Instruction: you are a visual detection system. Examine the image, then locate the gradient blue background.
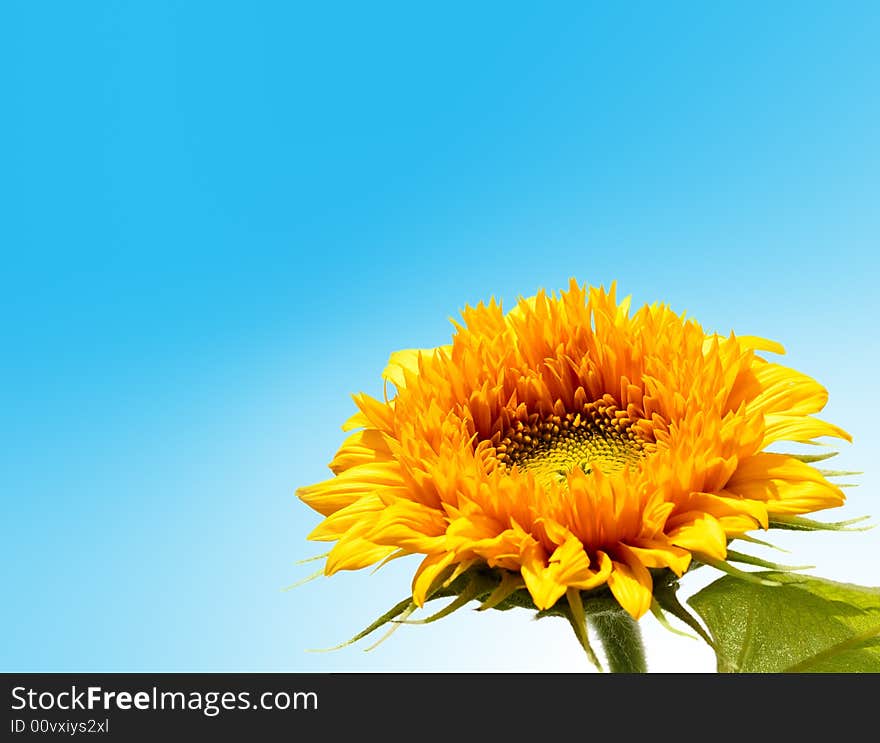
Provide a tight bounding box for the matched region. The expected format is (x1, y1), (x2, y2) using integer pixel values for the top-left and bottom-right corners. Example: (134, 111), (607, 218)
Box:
(2, 1), (878, 672)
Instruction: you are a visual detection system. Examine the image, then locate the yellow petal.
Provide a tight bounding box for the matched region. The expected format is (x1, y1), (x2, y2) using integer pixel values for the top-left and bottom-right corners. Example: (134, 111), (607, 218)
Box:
(762, 414), (851, 447)
(626, 540), (692, 576)
(297, 462), (403, 517)
(411, 552), (457, 606)
(716, 513), (767, 535)
(735, 334), (786, 355)
(520, 540), (568, 610)
(382, 349), (424, 390)
(352, 392), (395, 432)
(329, 429), (396, 474)
(685, 490), (769, 530)
(750, 363), (828, 417)
(366, 499), (448, 551)
(606, 547), (653, 619)
(702, 334), (785, 356)
(727, 453), (845, 514)
(341, 410), (370, 432)
(308, 494), (384, 541)
(325, 536), (397, 574)
(382, 346), (452, 391)
(569, 549), (613, 590)
(667, 511), (728, 560)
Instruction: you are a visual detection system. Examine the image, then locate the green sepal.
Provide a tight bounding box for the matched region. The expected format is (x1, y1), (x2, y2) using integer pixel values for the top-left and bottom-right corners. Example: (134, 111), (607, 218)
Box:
(725, 549), (813, 572)
(477, 571), (525, 611)
(281, 567), (325, 591)
(292, 551), (330, 566)
(652, 574), (715, 649)
(362, 604), (415, 652)
(488, 587), (540, 611)
(785, 451), (838, 463)
(731, 533), (790, 553)
(650, 600), (700, 642)
(769, 514), (873, 532)
(369, 548), (408, 574)
(395, 573), (495, 625)
(695, 554), (782, 586)
(306, 566), (468, 652)
(307, 596), (415, 653)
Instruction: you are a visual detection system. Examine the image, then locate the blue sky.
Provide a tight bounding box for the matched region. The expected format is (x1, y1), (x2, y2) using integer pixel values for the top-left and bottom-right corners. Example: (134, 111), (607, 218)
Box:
(2, 1), (878, 672)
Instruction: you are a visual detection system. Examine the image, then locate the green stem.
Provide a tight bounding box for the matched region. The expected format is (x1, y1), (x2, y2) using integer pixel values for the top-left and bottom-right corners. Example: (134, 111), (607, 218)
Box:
(590, 610), (647, 673)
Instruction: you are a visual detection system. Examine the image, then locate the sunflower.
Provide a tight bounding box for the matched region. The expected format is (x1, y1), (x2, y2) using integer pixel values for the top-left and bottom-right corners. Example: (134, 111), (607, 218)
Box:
(297, 280), (850, 642)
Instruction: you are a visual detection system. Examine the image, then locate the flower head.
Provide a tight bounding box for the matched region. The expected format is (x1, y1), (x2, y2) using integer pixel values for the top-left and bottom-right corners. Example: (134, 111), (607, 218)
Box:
(298, 280), (849, 621)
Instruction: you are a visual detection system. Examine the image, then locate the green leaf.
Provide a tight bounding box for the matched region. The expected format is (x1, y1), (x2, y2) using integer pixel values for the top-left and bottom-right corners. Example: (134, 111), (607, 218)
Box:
(688, 572), (880, 672)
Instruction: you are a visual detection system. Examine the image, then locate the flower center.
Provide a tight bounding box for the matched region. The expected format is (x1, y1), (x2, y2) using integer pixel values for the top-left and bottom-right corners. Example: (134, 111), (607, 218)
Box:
(494, 399), (649, 488)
